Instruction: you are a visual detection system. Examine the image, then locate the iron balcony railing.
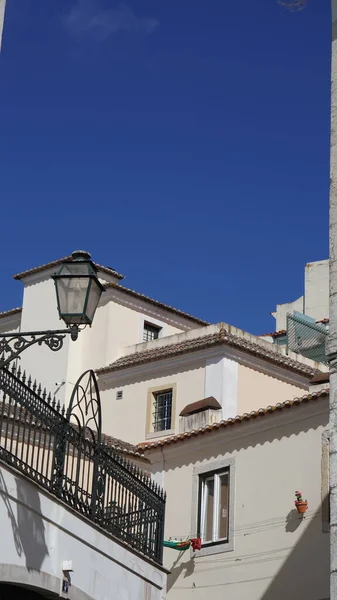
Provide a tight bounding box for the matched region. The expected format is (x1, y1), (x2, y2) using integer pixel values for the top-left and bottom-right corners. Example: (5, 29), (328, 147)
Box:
(0, 365), (165, 564)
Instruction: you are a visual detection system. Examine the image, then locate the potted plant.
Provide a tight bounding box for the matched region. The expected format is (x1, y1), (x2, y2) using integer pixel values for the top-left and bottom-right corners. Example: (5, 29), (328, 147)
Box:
(294, 490), (308, 514)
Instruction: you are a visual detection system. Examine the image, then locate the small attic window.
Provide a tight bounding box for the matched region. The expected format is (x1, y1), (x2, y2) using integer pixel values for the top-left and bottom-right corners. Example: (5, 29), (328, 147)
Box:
(143, 322), (161, 342)
(116, 390), (123, 400)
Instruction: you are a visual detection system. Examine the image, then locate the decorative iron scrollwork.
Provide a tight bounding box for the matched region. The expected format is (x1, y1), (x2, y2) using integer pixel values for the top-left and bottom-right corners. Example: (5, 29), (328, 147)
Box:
(66, 370), (102, 445)
(0, 330), (68, 369)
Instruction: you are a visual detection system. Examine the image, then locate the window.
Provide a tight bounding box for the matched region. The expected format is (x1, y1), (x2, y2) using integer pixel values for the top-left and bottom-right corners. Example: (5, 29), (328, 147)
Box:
(116, 390), (123, 400)
(199, 469), (229, 545)
(146, 383), (176, 438)
(143, 322), (161, 342)
(153, 389), (172, 432)
(192, 458), (234, 557)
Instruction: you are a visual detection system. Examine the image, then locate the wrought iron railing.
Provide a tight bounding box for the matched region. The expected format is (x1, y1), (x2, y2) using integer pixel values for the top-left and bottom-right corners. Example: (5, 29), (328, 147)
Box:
(0, 365), (165, 564)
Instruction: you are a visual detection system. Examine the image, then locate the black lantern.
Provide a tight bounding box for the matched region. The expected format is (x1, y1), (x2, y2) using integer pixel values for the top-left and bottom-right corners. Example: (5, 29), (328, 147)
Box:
(52, 250), (105, 328)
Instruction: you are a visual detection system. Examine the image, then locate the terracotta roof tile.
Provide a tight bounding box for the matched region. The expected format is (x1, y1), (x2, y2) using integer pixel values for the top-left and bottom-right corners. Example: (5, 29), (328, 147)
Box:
(311, 371), (329, 384)
(260, 330), (287, 338)
(0, 307), (22, 319)
(96, 329), (323, 377)
(13, 255), (124, 281)
(104, 282), (209, 326)
(138, 388), (329, 451)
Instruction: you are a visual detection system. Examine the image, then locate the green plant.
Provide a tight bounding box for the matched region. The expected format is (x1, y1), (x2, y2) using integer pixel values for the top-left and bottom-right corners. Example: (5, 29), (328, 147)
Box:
(294, 490), (307, 504)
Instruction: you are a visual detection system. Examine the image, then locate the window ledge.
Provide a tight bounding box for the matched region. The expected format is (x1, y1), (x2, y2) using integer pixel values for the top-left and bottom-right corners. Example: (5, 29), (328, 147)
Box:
(191, 538), (234, 558)
(145, 429), (176, 441)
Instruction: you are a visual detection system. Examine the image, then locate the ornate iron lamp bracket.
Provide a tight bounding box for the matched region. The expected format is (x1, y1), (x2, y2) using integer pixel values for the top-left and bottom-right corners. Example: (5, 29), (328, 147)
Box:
(0, 326), (79, 369)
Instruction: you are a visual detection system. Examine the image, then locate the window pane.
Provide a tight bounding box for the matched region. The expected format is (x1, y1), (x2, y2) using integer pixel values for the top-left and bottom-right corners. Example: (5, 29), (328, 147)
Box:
(219, 473), (229, 539)
(153, 390), (172, 431)
(204, 478), (214, 542)
(143, 323), (161, 342)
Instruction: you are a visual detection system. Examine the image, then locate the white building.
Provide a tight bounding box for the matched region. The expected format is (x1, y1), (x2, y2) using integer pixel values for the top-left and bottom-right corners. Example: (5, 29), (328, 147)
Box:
(271, 259), (329, 332)
(0, 252), (327, 447)
(140, 384), (330, 600)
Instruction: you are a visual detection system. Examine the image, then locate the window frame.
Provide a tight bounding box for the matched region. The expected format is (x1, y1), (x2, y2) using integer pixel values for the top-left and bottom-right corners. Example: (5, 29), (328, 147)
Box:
(198, 468), (230, 546)
(145, 383), (177, 439)
(192, 458), (235, 557)
(143, 321), (162, 343)
(152, 388), (173, 433)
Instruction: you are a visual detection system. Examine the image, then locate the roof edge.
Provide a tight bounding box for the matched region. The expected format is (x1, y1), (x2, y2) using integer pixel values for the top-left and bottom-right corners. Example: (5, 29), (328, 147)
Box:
(0, 307), (22, 319)
(96, 328), (324, 377)
(138, 388), (329, 451)
(13, 256), (124, 281)
(104, 282), (209, 326)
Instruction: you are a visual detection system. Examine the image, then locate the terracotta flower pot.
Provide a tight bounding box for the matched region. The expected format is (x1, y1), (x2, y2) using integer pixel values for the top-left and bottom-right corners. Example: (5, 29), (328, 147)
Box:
(295, 501), (308, 514)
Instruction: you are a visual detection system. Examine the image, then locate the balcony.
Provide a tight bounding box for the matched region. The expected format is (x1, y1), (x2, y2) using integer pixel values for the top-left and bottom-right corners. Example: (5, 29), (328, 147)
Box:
(0, 366), (165, 565)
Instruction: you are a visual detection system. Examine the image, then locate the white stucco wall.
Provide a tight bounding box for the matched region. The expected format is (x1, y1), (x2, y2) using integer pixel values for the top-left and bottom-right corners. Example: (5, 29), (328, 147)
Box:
(304, 260), (329, 322)
(237, 363), (307, 414)
(146, 397), (329, 600)
(19, 276), (70, 403)
(271, 296), (304, 332)
(0, 464), (166, 600)
(204, 356), (238, 419)
(100, 363), (206, 444)
(13, 272), (190, 407)
(271, 259), (329, 331)
(99, 343), (312, 446)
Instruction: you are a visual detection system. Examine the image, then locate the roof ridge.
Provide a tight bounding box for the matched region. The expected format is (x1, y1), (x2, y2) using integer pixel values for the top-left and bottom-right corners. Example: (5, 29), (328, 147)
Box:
(13, 255), (124, 281)
(96, 328), (324, 377)
(104, 282), (209, 326)
(138, 388), (329, 451)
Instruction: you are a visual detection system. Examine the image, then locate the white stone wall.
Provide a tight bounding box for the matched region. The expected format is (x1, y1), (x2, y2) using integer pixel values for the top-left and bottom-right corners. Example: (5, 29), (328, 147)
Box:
(12, 269), (193, 406)
(272, 260), (329, 331)
(146, 398), (329, 600)
(304, 260), (329, 322)
(0, 464), (166, 600)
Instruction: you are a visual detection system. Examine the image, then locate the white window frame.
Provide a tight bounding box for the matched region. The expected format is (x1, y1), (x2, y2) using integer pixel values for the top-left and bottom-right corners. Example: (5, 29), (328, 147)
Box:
(200, 470), (229, 544)
(191, 458), (235, 557)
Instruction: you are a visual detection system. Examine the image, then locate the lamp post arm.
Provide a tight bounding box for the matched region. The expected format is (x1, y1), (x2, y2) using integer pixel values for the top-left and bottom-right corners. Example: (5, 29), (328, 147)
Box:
(0, 326), (79, 369)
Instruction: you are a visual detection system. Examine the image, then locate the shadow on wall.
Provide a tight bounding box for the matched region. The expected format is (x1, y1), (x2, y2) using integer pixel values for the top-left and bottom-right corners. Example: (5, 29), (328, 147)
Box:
(166, 503), (329, 598)
(261, 500), (329, 600)
(15, 476), (48, 571)
(0, 468), (49, 571)
(167, 552), (195, 593)
(0, 469), (23, 557)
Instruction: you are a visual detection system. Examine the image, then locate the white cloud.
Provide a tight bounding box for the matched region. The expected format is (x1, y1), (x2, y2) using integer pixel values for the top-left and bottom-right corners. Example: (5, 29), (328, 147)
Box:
(64, 0), (159, 40)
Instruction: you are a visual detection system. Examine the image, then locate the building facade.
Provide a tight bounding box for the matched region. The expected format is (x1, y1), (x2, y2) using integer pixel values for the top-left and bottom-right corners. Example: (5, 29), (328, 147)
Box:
(271, 259), (329, 332)
(0, 253), (327, 447)
(140, 387), (330, 600)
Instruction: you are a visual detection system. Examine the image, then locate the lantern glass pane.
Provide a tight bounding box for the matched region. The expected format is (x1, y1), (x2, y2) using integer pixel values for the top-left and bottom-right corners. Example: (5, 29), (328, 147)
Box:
(85, 279), (103, 323)
(55, 277), (89, 324)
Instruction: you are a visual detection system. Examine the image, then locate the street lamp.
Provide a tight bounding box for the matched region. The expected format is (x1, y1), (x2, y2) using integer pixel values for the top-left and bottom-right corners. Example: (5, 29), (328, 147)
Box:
(0, 250), (104, 368)
(53, 250), (105, 334)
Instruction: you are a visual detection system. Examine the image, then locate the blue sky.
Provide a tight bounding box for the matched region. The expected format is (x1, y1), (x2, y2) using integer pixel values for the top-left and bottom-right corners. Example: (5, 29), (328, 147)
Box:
(0, 0), (331, 334)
